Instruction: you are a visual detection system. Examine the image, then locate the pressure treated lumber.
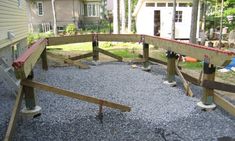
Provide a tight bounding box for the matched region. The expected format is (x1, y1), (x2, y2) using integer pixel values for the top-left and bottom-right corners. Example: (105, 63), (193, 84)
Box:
(175, 61), (194, 97)
(47, 34), (92, 46)
(202, 80), (235, 93)
(4, 87), (23, 141)
(144, 35), (234, 66)
(96, 48), (123, 61)
(21, 80), (131, 112)
(12, 38), (47, 79)
(214, 92), (235, 117)
(64, 59), (90, 69)
(41, 49), (48, 70)
(98, 34), (140, 42)
(69, 52), (93, 60)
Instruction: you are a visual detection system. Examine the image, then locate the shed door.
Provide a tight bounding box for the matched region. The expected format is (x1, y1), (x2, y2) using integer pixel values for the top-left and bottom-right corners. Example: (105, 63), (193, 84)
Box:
(154, 10), (160, 36)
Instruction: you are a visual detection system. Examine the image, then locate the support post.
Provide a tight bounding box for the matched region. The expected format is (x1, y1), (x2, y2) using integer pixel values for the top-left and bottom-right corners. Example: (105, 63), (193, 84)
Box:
(92, 40), (99, 61)
(142, 43), (151, 71)
(41, 48), (48, 70)
(21, 71), (41, 118)
(164, 51), (177, 86)
(201, 63), (216, 105)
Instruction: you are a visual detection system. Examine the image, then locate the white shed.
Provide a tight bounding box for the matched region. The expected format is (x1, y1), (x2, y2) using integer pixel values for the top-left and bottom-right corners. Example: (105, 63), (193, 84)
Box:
(133, 0), (200, 39)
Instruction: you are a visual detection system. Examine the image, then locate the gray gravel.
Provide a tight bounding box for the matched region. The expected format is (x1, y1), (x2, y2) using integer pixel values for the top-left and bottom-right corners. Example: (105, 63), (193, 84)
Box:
(1, 62), (235, 141)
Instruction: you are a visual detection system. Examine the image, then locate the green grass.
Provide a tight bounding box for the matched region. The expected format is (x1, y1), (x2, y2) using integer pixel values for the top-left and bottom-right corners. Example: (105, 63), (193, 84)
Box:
(180, 62), (203, 70)
(110, 50), (138, 58)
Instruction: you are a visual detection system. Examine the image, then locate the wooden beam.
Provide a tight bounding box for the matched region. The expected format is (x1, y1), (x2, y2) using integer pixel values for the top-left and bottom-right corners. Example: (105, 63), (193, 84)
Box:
(64, 59), (90, 69)
(202, 80), (235, 93)
(144, 35), (234, 66)
(214, 92), (235, 117)
(21, 80), (131, 112)
(47, 35), (92, 46)
(69, 52), (93, 61)
(96, 48), (123, 61)
(4, 87), (24, 141)
(138, 54), (167, 66)
(12, 39), (47, 79)
(175, 61), (194, 97)
(98, 34), (140, 42)
(181, 71), (200, 86)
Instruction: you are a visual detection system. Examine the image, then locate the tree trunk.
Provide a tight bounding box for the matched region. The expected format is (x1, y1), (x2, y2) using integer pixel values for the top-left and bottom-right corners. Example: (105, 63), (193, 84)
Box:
(190, 0), (199, 43)
(121, 0), (126, 33)
(128, 0), (131, 33)
(113, 0), (120, 34)
(219, 0), (224, 48)
(52, 0), (57, 36)
(171, 0), (176, 39)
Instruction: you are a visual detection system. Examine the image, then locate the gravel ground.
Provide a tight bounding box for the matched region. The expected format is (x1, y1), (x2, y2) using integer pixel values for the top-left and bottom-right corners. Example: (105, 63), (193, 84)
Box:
(1, 62), (235, 141)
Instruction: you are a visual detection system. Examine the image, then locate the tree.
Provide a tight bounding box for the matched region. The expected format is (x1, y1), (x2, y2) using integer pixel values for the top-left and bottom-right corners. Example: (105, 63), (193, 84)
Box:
(128, 0), (132, 33)
(51, 0), (57, 36)
(171, 0), (176, 39)
(190, 0), (200, 43)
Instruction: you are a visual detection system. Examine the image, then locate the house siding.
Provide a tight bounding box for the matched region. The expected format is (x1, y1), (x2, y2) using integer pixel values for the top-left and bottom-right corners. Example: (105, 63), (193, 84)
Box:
(0, 0), (28, 65)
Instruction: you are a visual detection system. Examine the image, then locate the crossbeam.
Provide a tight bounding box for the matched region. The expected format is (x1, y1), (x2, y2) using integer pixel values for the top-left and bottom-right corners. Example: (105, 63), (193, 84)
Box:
(69, 52), (93, 60)
(21, 80), (131, 112)
(202, 80), (235, 93)
(96, 48), (123, 61)
(12, 38), (47, 79)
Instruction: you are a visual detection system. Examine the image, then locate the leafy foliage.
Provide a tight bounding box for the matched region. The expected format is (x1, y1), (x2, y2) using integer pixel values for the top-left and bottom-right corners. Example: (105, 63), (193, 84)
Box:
(65, 24), (77, 35)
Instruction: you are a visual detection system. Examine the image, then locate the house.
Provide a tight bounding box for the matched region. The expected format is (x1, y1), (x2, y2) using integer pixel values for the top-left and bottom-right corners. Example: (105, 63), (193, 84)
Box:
(26, 0), (107, 32)
(0, 0), (28, 66)
(133, 0), (200, 39)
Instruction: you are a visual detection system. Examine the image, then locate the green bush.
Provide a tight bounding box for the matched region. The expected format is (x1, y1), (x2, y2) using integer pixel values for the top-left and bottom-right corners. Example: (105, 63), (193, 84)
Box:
(65, 24), (77, 35)
(27, 31), (54, 45)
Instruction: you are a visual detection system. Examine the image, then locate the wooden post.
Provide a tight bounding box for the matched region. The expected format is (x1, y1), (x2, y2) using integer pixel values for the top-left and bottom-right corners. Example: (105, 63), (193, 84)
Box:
(201, 63), (216, 105)
(41, 48), (48, 70)
(143, 43), (149, 69)
(166, 51), (177, 83)
(92, 40), (99, 61)
(23, 71), (36, 110)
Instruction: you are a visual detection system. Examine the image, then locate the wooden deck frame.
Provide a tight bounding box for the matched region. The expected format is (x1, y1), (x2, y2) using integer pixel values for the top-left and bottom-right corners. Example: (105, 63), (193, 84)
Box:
(96, 48), (123, 61)
(47, 34), (235, 67)
(21, 80), (131, 112)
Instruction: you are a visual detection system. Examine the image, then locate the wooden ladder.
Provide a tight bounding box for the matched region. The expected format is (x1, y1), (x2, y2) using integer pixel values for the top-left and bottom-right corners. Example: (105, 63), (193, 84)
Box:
(0, 57), (20, 96)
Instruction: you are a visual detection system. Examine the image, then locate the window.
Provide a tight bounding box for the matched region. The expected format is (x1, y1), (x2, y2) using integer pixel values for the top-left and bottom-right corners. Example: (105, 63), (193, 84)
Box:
(179, 3), (188, 7)
(168, 3), (173, 7)
(157, 3), (166, 7)
(145, 3), (155, 7)
(175, 11), (183, 22)
(84, 3), (99, 17)
(37, 2), (43, 16)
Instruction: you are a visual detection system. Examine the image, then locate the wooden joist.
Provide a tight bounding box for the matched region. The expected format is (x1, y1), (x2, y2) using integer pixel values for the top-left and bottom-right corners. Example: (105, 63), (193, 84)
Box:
(98, 34), (140, 42)
(202, 80), (235, 93)
(64, 59), (90, 69)
(144, 35), (234, 66)
(4, 87), (24, 141)
(21, 80), (131, 112)
(47, 34), (92, 46)
(96, 48), (123, 61)
(138, 54), (167, 65)
(12, 38), (47, 79)
(214, 92), (235, 117)
(69, 52), (93, 60)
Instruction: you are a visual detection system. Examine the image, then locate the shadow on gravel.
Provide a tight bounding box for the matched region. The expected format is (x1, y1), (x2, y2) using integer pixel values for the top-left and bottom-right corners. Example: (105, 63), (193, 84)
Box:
(13, 111), (184, 141)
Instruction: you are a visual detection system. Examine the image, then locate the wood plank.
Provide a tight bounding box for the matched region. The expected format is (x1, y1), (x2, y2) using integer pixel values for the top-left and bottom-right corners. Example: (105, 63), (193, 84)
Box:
(4, 87), (24, 141)
(12, 39), (47, 79)
(181, 71), (200, 86)
(47, 35), (92, 46)
(144, 35), (234, 67)
(69, 52), (93, 60)
(175, 61), (194, 97)
(21, 80), (131, 112)
(138, 54), (167, 65)
(98, 34), (140, 42)
(64, 59), (90, 69)
(202, 80), (235, 93)
(96, 48), (123, 61)
(214, 92), (235, 117)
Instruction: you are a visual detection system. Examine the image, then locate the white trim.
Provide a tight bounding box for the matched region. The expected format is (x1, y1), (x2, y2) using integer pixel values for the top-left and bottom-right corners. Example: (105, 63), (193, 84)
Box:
(84, 3), (100, 17)
(37, 1), (44, 16)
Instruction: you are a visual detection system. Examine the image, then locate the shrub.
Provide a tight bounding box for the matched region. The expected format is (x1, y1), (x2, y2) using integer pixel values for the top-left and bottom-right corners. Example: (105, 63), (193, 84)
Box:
(27, 31), (54, 45)
(65, 24), (77, 35)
